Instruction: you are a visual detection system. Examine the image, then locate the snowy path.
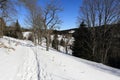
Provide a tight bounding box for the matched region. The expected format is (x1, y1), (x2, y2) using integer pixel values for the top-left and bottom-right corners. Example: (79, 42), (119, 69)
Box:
(0, 37), (29, 80)
(0, 37), (39, 80)
(15, 47), (39, 80)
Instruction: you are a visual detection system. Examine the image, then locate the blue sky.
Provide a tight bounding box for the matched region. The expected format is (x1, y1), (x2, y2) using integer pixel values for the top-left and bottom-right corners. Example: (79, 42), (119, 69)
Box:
(59, 0), (82, 30)
(18, 0), (82, 30)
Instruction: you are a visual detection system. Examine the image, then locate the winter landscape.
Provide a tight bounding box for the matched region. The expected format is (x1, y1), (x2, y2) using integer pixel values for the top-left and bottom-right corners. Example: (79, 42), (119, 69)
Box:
(0, 0), (120, 80)
(0, 36), (120, 80)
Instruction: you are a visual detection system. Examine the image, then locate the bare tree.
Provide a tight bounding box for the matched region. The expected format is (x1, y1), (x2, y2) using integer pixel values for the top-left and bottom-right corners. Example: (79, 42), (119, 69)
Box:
(79, 0), (120, 63)
(20, 0), (62, 50)
(79, 0), (97, 60)
(80, 0), (120, 26)
(62, 34), (72, 54)
(98, 0), (120, 63)
(0, 0), (17, 37)
(42, 0), (62, 51)
(20, 0), (44, 45)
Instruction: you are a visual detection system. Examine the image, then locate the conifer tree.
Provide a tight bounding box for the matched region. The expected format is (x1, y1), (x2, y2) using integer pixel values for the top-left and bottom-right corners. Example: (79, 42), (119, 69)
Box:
(15, 20), (23, 39)
(52, 34), (59, 50)
(72, 22), (92, 60)
(60, 38), (65, 47)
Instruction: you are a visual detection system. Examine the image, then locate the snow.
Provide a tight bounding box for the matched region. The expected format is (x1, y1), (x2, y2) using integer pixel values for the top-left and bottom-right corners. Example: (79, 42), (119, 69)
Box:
(22, 32), (32, 39)
(69, 30), (75, 33)
(36, 47), (120, 80)
(0, 36), (120, 80)
(0, 39), (26, 80)
(51, 34), (74, 54)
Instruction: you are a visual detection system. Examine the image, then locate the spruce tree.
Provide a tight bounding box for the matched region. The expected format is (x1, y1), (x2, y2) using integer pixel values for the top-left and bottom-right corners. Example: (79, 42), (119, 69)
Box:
(60, 38), (65, 47)
(52, 34), (59, 50)
(15, 20), (21, 32)
(15, 20), (23, 39)
(72, 22), (92, 60)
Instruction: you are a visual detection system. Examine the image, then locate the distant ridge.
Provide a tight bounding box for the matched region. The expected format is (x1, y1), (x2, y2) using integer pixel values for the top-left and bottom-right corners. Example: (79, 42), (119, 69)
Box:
(53, 28), (78, 35)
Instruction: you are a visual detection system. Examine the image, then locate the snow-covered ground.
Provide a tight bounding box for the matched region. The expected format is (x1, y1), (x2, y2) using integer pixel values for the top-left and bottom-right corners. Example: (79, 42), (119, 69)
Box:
(0, 36), (120, 80)
(22, 32), (32, 40)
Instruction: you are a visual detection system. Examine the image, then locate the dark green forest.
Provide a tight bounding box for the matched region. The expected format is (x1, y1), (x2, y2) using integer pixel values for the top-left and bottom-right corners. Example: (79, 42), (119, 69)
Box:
(72, 22), (120, 69)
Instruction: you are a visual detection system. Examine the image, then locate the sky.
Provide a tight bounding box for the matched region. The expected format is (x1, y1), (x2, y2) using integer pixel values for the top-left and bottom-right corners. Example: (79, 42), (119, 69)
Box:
(58, 0), (82, 30)
(18, 0), (82, 30)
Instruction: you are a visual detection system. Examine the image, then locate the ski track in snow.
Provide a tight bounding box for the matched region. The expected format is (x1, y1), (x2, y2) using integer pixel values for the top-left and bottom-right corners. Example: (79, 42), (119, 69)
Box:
(3, 36), (50, 80)
(2, 37), (39, 80)
(15, 47), (39, 80)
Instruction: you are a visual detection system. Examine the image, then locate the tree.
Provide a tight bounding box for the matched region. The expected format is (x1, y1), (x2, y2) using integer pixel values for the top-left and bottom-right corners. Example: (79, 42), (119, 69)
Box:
(79, 0), (99, 60)
(42, 0), (62, 51)
(15, 20), (21, 31)
(60, 38), (65, 47)
(19, 0), (62, 50)
(0, 0), (12, 37)
(28, 33), (34, 42)
(19, 0), (44, 45)
(72, 22), (92, 60)
(15, 20), (23, 39)
(0, 0), (17, 38)
(0, 17), (5, 37)
(79, 0), (120, 27)
(79, 0), (120, 63)
(52, 34), (59, 50)
(62, 33), (72, 54)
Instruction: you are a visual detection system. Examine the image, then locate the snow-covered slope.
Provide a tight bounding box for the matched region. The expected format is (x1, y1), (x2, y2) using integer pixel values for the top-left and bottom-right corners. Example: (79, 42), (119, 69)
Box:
(0, 36), (120, 80)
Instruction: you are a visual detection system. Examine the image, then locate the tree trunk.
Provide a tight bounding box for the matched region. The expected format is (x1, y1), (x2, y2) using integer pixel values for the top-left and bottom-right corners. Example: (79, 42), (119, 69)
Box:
(92, 45), (96, 60)
(103, 50), (108, 64)
(34, 32), (37, 45)
(46, 35), (50, 51)
(39, 37), (42, 45)
(65, 46), (68, 54)
(38, 35), (39, 45)
(92, 46), (95, 55)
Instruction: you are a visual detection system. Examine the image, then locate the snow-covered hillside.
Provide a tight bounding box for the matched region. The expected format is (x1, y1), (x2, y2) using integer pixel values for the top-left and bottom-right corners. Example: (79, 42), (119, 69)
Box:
(0, 36), (120, 80)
